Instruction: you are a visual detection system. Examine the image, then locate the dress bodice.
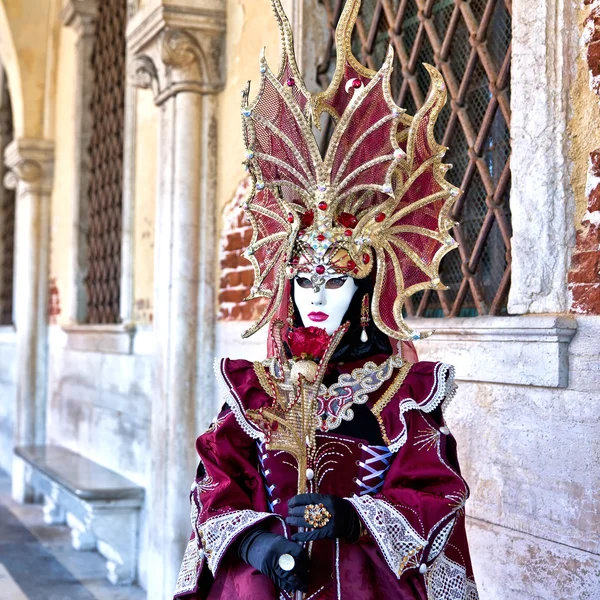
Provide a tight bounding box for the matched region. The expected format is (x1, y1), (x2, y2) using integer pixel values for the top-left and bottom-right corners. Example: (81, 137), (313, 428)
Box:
(258, 430), (393, 517)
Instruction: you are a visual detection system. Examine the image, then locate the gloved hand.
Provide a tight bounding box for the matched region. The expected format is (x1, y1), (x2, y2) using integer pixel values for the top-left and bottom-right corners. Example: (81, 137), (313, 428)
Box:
(286, 493), (361, 542)
(238, 527), (309, 593)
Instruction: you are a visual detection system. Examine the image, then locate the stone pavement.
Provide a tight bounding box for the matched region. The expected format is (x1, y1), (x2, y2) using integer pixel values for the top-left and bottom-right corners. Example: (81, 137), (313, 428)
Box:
(0, 470), (146, 600)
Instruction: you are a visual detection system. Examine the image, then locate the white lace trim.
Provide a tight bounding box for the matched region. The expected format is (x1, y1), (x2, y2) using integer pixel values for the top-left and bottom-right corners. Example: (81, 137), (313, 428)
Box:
(346, 494), (427, 578)
(214, 358), (265, 442)
(425, 552), (479, 600)
(428, 518), (455, 563)
(175, 537), (205, 596)
(322, 355), (404, 431)
(388, 363), (456, 453)
(200, 509), (281, 575)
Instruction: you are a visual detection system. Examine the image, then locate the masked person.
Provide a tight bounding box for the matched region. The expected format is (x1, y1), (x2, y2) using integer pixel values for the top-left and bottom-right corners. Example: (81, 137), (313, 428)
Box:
(174, 1), (479, 598)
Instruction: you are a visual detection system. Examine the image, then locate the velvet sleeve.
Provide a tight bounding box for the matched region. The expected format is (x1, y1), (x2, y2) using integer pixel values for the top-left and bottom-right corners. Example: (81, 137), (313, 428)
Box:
(195, 409), (285, 574)
(346, 362), (468, 579)
(174, 409), (285, 599)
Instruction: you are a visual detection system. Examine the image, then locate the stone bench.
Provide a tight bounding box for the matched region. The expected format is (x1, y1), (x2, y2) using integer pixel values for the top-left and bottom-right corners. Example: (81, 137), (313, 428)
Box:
(13, 445), (144, 585)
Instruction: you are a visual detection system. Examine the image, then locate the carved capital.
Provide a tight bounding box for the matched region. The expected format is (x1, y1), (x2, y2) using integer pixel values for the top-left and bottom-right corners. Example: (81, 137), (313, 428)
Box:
(4, 139), (54, 195)
(127, 2), (226, 104)
(61, 0), (98, 39)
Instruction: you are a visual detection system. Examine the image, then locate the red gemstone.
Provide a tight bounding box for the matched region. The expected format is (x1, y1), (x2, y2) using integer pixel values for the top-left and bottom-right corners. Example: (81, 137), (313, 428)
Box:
(318, 201), (328, 211)
(353, 268), (359, 274)
(317, 234), (326, 242)
(375, 212), (386, 223)
(287, 78), (295, 87)
(315, 265), (326, 275)
(363, 254), (371, 265)
(338, 212), (358, 228)
(347, 260), (356, 270)
(344, 229), (353, 237)
(298, 230), (305, 237)
(352, 78), (362, 89)
(287, 213), (294, 223)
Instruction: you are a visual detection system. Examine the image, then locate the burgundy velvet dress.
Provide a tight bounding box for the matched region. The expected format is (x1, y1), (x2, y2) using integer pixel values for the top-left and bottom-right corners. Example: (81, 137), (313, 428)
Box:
(174, 355), (478, 600)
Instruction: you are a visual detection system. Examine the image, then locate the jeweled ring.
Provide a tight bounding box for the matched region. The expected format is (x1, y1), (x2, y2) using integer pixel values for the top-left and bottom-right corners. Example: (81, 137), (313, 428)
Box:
(303, 503), (332, 529)
(278, 553), (295, 571)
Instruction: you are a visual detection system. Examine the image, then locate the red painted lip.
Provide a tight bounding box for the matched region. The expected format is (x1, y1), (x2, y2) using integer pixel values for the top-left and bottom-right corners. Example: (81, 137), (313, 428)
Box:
(308, 311), (329, 322)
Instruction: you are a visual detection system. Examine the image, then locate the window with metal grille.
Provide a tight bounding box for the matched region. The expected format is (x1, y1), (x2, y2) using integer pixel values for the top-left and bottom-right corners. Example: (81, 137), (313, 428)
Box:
(319, 0), (512, 317)
(0, 76), (14, 326)
(86, 0), (127, 324)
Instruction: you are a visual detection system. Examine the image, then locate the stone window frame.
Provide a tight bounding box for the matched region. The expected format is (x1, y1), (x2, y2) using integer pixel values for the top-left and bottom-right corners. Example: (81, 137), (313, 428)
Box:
(61, 0), (139, 353)
(282, 0), (580, 389)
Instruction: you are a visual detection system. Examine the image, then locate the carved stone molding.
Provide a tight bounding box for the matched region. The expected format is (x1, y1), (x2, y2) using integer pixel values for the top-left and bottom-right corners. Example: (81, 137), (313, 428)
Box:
(4, 139), (54, 195)
(61, 0), (98, 39)
(127, 2), (226, 103)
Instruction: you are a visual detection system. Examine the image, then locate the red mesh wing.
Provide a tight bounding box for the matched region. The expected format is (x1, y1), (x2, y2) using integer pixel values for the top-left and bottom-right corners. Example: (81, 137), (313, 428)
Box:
(327, 49), (403, 207)
(320, 65), (373, 120)
(244, 74), (318, 199)
(369, 66), (459, 340)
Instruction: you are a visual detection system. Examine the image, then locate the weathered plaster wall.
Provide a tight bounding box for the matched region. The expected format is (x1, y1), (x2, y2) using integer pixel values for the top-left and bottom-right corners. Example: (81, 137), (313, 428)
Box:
(418, 316), (600, 599)
(49, 22), (77, 326)
(132, 88), (157, 325)
(46, 332), (152, 485)
(0, 332), (16, 473)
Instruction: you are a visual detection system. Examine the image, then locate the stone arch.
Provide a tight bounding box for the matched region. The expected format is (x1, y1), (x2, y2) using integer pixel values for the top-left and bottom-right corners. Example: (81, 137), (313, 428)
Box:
(0, 0), (61, 139)
(0, 1), (23, 138)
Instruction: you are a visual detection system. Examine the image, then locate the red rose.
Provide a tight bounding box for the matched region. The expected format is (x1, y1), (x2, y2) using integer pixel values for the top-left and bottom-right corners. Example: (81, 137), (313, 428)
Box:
(337, 212), (358, 228)
(285, 326), (331, 361)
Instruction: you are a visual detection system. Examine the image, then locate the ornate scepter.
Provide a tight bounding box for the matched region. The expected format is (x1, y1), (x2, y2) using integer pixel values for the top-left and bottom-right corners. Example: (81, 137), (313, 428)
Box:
(247, 320), (349, 599)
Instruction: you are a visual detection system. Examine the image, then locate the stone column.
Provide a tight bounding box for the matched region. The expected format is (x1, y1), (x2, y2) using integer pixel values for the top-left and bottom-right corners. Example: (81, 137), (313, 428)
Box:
(508, 0), (578, 314)
(4, 139), (54, 502)
(61, 0), (97, 323)
(127, 3), (225, 597)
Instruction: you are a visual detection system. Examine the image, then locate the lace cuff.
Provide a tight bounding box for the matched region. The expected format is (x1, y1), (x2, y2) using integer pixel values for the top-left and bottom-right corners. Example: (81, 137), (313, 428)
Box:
(346, 494), (427, 578)
(174, 537), (205, 597)
(200, 509), (283, 575)
(426, 553), (479, 600)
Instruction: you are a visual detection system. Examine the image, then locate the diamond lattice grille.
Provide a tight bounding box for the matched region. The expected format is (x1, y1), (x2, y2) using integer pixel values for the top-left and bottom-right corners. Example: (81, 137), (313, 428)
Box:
(0, 188), (15, 326)
(319, 0), (512, 317)
(0, 82), (14, 326)
(86, 0), (127, 324)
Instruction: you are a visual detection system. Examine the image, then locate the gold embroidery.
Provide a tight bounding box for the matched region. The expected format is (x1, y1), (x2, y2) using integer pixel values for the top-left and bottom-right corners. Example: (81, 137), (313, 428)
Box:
(253, 361), (277, 399)
(371, 362), (413, 445)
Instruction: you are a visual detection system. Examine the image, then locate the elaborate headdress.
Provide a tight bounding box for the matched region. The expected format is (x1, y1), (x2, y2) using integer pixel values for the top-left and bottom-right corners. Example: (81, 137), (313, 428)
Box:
(241, 0), (460, 341)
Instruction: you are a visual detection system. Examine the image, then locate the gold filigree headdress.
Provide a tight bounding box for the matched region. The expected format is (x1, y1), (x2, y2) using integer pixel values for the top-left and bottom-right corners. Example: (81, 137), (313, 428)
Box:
(241, 0), (460, 341)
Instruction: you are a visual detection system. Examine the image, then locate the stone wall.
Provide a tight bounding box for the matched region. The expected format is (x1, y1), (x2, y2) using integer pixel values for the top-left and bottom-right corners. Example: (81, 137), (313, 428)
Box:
(416, 316), (600, 599)
(45, 326), (153, 588)
(0, 329), (15, 473)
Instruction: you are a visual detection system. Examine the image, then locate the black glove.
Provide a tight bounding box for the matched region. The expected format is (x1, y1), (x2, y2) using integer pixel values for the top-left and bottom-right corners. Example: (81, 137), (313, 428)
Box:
(238, 526), (309, 593)
(286, 493), (361, 543)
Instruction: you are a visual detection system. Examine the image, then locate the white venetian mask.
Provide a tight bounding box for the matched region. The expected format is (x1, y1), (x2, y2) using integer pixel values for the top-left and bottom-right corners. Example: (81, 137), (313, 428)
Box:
(293, 274), (358, 335)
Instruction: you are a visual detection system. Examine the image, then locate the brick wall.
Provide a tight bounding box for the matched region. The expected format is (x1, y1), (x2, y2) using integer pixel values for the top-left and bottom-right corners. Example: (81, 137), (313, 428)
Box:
(570, 2), (600, 314)
(219, 177), (268, 321)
